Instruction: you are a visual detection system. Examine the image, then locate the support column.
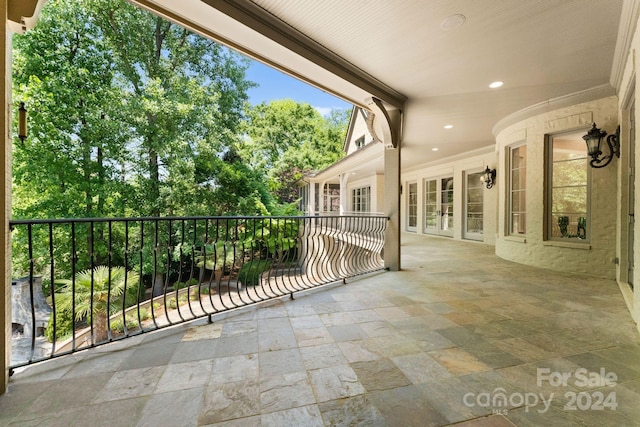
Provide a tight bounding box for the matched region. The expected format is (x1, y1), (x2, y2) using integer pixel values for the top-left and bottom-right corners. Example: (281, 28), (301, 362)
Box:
(1, 0), (10, 395)
(307, 180), (316, 214)
(319, 181), (327, 212)
(384, 142), (401, 271)
(339, 173), (350, 214)
(367, 97), (402, 271)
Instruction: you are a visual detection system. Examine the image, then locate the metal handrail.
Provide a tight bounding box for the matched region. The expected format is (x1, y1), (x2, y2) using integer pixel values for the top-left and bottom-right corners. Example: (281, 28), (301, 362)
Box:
(9, 214), (388, 372)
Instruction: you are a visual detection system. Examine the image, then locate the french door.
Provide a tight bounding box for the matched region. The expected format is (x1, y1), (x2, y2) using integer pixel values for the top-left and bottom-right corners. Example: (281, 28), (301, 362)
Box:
(424, 177), (454, 237)
(464, 171), (484, 241)
(407, 182), (418, 232)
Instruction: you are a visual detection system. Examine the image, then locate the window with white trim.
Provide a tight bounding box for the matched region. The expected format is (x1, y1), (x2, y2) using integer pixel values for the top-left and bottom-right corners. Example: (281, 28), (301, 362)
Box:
(352, 186), (371, 212)
(508, 144), (526, 235)
(547, 130), (589, 241)
(324, 184), (340, 212)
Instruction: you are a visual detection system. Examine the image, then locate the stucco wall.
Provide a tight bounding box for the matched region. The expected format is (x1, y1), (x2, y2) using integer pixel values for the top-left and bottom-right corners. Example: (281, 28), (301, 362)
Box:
(495, 96), (618, 279)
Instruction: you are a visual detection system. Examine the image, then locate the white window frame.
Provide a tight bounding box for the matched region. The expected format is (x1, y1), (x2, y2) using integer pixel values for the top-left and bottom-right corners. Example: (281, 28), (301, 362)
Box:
(464, 170), (484, 241)
(351, 185), (371, 213)
(406, 181), (418, 232)
(324, 183), (340, 213)
(507, 142), (527, 236)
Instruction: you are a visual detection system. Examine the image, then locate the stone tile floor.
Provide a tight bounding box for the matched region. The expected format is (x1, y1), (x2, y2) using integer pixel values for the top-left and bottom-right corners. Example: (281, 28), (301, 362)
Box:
(2, 234), (640, 426)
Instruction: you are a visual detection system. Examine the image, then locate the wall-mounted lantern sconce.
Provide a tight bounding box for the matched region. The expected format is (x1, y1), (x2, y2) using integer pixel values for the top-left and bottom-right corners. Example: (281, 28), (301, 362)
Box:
(480, 166), (496, 189)
(18, 102), (27, 142)
(582, 123), (619, 168)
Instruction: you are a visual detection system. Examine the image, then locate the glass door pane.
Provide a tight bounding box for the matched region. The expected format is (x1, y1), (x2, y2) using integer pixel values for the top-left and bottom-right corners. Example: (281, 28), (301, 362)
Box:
(440, 177), (454, 237)
(407, 182), (417, 231)
(424, 179), (437, 233)
(465, 172), (484, 240)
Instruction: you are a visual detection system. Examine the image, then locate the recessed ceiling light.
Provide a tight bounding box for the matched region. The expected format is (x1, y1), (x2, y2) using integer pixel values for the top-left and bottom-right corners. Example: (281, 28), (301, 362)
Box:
(432, 148), (439, 151)
(440, 14), (466, 31)
(444, 125), (453, 129)
(489, 81), (504, 89)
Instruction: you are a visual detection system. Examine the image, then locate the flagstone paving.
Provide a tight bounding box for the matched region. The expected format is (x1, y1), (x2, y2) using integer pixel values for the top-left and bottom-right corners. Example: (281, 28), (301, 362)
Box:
(2, 233), (640, 426)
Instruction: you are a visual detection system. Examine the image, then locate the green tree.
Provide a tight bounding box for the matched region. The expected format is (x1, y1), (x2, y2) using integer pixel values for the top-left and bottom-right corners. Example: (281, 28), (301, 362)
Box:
(92, 0), (256, 217)
(13, 0), (130, 220)
(12, 0), (133, 280)
(242, 100), (348, 203)
(51, 265), (140, 343)
(11, 0), (269, 290)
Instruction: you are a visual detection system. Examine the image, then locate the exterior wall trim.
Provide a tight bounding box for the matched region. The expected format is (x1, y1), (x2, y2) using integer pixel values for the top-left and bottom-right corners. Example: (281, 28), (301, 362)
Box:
(611, 0), (640, 91)
(492, 84), (616, 137)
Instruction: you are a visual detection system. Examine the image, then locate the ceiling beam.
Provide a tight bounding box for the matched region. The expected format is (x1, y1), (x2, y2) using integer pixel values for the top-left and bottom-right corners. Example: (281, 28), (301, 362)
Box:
(8, 0), (47, 33)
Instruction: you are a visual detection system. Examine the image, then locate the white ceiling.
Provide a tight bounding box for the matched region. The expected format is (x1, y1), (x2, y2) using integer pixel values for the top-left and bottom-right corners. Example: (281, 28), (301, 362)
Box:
(137, 0), (626, 170)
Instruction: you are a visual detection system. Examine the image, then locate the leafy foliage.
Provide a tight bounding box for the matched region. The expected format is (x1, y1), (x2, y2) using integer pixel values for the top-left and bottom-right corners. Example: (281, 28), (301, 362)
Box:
(47, 266), (140, 342)
(11, 0), (351, 322)
(242, 100), (349, 203)
(238, 259), (272, 287)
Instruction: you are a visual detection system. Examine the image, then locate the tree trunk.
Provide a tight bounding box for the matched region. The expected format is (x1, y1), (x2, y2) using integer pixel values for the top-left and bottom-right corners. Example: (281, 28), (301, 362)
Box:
(149, 147), (160, 216)
(152, 272), (164, 297)
(94, 312), (109, 343)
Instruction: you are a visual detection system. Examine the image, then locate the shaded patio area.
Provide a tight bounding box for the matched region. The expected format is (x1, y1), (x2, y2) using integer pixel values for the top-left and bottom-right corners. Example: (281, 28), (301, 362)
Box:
(1, 233), (640, 426)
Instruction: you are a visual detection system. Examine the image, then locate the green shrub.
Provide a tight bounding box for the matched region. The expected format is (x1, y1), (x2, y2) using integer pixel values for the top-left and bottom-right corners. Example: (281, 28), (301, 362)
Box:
(45, 308), (74, 342)
(110, 315), (139, 333)
(138, 307), (151, 321)
(175, 278), (199, 289)
(238, 259), (272, 287)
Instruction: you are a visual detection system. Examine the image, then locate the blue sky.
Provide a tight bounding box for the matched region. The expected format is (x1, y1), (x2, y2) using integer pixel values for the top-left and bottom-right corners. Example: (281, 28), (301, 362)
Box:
(245, 60), (352, 116)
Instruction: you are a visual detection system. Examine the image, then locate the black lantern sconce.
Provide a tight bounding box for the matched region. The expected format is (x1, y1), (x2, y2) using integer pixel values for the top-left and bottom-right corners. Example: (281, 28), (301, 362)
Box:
(18, 102), (27, 142)
(481, 166), (496, 189)
(582, 123), (619, 168)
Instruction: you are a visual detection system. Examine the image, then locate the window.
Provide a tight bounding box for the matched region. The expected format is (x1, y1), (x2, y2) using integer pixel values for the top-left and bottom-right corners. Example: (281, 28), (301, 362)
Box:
(324, 184), (340, 212)
(352, 186), (371, 212)
(298, 184), (309, 213)
(547, 130), (589, 241)
(508, 144), (526, 235)
(355, 135), (366, 149)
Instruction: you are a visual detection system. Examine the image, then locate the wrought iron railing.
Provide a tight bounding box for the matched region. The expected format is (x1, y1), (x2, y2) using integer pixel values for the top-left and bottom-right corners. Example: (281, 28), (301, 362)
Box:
(9, 214), (387, 371)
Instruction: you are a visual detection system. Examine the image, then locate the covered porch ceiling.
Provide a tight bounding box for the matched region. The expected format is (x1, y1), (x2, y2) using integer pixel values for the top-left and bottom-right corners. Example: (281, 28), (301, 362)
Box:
(130, 0), (629, 170)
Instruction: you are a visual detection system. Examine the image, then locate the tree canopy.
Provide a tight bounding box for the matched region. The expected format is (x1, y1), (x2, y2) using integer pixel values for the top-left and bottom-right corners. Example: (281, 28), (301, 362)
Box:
(11, 0), (350, 280)
(10, 0), (352, 342)
(242, 100), (348, 203)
